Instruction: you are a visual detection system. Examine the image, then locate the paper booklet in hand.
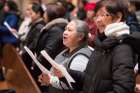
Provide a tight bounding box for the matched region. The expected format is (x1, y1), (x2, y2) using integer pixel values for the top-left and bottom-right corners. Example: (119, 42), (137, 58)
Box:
(4, 21), (19, 38)
(24, 46), (50, 76)
(40, 50), (75, 88)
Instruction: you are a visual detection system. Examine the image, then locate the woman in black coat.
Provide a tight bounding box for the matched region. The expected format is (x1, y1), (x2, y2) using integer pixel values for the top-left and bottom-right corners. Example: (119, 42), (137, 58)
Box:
(83, 0), (136, 93)
(24, 2), (45, 49)
(21, 2), (45, 66)
(32, 3), (68, 71)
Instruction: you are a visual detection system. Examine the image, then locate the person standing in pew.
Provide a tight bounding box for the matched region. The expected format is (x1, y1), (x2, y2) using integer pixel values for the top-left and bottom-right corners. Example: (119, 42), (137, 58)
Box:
(0, 0), (20, 47)
(82, 0), (136, 93)
(20, 2), (46, 92)
(38, 19), (92, 93)
(22, 3), (67, 93)
(0, 0), (20, 81)
(21, 2), (45, 68)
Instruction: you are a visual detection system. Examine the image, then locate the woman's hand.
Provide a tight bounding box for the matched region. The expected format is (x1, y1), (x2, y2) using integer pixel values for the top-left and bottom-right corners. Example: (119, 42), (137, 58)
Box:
(136, 84), (140, 93)
(38, 73), (50, 86)
(53, 67), (64, 78)
(10, 28), (17, 34)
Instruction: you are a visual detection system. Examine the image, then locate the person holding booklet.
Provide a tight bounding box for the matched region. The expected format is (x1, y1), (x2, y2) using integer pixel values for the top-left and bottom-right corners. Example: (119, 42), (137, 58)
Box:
(0, 0), (19, 47)
(0, 0), (20, 81)
(38, 19), (92, 93)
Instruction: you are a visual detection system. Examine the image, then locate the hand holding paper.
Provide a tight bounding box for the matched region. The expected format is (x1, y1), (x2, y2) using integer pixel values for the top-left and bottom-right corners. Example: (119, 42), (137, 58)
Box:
(24, 46), (50, 76)
(40, 50), (75, 88)
(4, 21), (19, 38)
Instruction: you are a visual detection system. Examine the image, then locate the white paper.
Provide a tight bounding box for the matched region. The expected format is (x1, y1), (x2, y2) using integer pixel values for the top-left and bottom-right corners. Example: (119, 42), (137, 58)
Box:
(40, 50), (75, 88)
(24, 46), (50, 75)
(4, 21), (19, 38)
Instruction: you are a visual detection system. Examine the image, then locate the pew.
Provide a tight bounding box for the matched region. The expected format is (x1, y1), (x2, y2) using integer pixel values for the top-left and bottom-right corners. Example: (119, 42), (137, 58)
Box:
(0, 44), (41, 93)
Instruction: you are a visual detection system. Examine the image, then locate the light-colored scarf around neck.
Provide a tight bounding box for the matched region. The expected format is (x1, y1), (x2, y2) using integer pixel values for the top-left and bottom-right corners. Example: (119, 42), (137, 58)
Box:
(104, 22), (130, 37)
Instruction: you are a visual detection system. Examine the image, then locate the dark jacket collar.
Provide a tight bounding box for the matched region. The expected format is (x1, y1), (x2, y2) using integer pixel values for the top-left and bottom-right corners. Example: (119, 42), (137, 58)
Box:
(95, 35), (119, 50)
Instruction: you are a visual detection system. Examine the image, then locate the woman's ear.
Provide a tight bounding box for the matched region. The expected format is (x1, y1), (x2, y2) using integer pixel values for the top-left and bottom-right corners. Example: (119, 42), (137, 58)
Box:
(116, 12), (123, 22)
(78, 33), (84, 41)
(113, 12), (122, 23)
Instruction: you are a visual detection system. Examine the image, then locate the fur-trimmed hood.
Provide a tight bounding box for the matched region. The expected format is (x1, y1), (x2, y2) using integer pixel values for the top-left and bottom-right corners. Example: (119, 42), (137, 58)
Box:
(41, 18), (68, 32)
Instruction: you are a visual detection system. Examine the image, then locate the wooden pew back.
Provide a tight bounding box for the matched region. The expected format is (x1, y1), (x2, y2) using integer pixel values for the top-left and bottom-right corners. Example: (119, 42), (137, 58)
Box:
(0, 44), (41, 93)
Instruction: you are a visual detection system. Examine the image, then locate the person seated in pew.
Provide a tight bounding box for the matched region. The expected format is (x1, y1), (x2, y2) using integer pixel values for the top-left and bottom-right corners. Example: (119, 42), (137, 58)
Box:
(38, 19), (93, 93)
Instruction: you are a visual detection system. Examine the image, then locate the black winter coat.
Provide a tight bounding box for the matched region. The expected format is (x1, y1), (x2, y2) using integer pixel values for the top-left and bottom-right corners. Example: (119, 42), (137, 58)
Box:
(83, 36), (136, 93)
(126, 12), (140, 32)
(33, 18), (68, 69)
(26, 18), (68, 91)
(24, 18), (45, 48)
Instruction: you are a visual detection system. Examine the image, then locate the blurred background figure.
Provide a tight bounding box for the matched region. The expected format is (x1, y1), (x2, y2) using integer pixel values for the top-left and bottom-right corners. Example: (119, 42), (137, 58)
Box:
(0, 0), (20, 47)
(0, 0), (5, 24)
(84, 1), (97, 47)
(125, 0), (140, 32)
(18, 3), (32, 45)
(128, 0), (140, 26)
(0, 0), (20, 81)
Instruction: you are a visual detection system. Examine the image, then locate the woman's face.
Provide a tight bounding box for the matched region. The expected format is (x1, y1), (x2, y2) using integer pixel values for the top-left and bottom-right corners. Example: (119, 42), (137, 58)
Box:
(3, 3), (9, 13)
(24, 4), (32, 18)
(30, 5), (40, 22)
(86, 10), (94, 19)
(95, 7), (113, 34)
(63, 21), (80, 49)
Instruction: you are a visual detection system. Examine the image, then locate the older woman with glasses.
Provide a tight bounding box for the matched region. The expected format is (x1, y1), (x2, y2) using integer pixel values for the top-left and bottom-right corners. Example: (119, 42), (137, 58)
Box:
(38, 19), (92, 93)
(82, 0), (136, 93)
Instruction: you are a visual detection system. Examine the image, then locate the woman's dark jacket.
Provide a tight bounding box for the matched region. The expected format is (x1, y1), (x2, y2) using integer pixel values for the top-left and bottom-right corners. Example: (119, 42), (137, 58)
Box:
(24, 18), (45, 48)
(21, 18), (45, 82)
(83, 35), (136, 93)
(33, 18), (68, 69)
(126, 12), (140, 32)
(24, 18), (68, 90)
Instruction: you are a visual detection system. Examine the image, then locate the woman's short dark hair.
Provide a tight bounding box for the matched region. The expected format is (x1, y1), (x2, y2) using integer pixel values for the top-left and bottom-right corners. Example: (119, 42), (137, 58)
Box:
(95, 0), (129, 21)
(45, 3), (66, 21)
(31, 2), (44, 17)
(5, 0), (18, 12)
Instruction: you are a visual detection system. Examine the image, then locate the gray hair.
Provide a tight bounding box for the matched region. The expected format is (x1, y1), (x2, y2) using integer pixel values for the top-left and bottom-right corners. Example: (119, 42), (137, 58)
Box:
(71, 19), (89, 42)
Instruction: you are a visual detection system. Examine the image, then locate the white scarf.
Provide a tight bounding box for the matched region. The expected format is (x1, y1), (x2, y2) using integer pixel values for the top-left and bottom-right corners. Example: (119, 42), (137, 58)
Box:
(104, 22), (130, 37)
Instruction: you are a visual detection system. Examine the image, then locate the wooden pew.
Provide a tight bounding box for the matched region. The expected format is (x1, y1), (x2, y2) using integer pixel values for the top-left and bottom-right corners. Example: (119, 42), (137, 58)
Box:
(0, 44), (41, 93)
